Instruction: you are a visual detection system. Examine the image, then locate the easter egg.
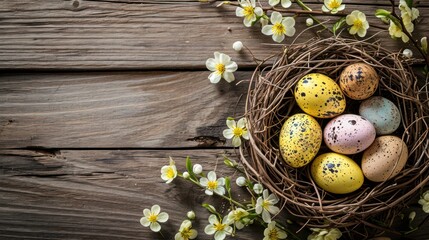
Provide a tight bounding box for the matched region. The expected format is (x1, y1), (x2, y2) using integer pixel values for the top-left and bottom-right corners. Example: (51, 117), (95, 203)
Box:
(339, 63), (379, 100)
(359, 96), (401, 135)
(323, 114), (376, 154)
(279, 113), (322, 168)
(294, 73), (346, 118)
(361, 136), (408, 182)
(311, 152), (364, 194)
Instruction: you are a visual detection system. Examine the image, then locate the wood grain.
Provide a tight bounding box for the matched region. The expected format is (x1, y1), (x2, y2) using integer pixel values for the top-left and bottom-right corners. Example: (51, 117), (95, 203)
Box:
(0, 0), (428, 70)
(0, 71), (249, 148)
(1, 149), (428, 240)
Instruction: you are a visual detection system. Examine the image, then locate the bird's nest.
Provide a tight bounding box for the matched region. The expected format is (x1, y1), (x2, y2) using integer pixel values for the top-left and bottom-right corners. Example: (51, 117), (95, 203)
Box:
(239, 36), (429, 238)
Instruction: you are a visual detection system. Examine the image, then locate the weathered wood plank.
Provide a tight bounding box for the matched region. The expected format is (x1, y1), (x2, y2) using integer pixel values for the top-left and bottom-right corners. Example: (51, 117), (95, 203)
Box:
(0, 71), (248, 148)
(0, 0), (428, 70)
(1, 149), (428, 240)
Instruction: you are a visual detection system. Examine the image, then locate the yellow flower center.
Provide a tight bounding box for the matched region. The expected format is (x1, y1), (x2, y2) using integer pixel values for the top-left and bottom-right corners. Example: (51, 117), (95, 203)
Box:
(166, 167), (175, 179)
(328, 0), (340, 9)
(207, 180), (218, 190)
(180, 228), (192, 239)
(148, 213), (158, 223)
(215, 63), (225, 74)
(233, 211), (245, 220)
(262, 200), (270, 210)
(268, 228), (280, 240)
(243, 6), (254, 19)
(353, 19), (363, 29)
(272, 23), (286, 36)
(233, 127), (244, 137)
(214, 222), (225, 231)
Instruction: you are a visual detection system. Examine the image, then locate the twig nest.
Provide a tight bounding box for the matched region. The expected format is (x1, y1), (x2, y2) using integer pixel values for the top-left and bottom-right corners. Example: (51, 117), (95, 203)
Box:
(239, 37), (429, 238)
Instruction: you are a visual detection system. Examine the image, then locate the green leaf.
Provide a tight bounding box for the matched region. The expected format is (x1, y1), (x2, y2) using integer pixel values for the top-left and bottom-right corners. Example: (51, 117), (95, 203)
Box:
(332, 17), (346, 36)
(405, 0), (413, 8)
(185, 156), (197, 180)
(227, 117), (235, 121)
(225, 177), (231, 195)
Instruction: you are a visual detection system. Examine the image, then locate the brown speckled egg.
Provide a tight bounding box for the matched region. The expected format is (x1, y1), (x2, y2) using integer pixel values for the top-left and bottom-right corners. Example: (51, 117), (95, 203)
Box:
(361, 136), (408, 182)
(295, 73), (346, 118)
(324, 114), (376, 155)
(339, 63), (379, 100)
(279, 113), (322, 168)
(311, 152), (364, 194)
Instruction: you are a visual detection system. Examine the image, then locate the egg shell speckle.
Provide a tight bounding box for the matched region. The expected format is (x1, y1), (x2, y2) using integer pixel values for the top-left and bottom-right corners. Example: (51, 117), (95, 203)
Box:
(359, 96), (401, 135)
(361, 136), (408, 182)
(339, 63), (379, 100)
(294, 73), (346, 118)
(311, 152), (364, 194)
(324, 114), (376, 155)
(279, 113), (322, 168)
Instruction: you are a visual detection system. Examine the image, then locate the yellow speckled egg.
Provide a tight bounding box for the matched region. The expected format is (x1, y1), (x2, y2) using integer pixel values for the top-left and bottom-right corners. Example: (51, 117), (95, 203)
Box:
(361, 136), (408, 182)
(294, 73), (346, 118)
(279, 113), (322, 168)
(339, 63), (379, 100)
(311, 153), (364, 194)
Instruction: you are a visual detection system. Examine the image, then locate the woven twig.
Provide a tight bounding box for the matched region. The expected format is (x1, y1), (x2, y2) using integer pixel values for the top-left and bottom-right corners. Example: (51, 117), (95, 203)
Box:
(239, 36), (429, 238)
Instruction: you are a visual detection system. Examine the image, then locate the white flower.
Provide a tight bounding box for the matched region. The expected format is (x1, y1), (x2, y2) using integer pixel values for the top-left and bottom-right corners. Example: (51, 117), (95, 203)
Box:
(140, 205), (169, 232)
(222, 117), (249, 147)
(236, 176), (247, 187)
(161, 157), (177, 184)
(206, 52), (238, 84)
(204, 214), (233, 240)
(235, 0), (263, 27)
(253, 183), (263, 194)
(388, 20), (409, 43)
(418, 190), (429, 213)
(193, 164), (203, 175)
(187, 210), (196, 220)
(346, 10), (369, 37)
(233, 41), (243, 52)
(263, 221), (287, 240)
(268, 0), (292, 8)
(255, 189), (280, 223)
(322, 0), (345, 14)
(403, 49), (413, 58)
(306, 18), (314, 27)
(307, 228), (342, 240)
(175, 220), (198, 240)
(262, 11), (296, 43)
(200, 171), (226, 196)
(227, 208), (250, 230)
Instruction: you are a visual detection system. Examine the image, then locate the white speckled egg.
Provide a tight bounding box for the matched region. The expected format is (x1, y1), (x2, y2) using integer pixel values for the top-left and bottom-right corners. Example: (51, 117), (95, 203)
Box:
(361, 136), (408, 182)
(359, 96), (401, 135)
(311, 152), (364, 194)
(294, 73), (346, 118)
(324, 114), (376, 154)
(279, 113), (322, 168)
(339, 63), (379, 100)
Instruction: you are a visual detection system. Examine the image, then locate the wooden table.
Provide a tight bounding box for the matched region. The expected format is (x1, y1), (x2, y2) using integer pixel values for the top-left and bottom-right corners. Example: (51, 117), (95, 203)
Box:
(1, 1), (428, 239)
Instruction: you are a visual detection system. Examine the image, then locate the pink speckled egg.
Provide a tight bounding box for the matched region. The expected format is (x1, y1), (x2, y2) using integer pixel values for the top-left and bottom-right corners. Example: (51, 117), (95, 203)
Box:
(339, 63), (379, 100)
(324, 114), (376, 155)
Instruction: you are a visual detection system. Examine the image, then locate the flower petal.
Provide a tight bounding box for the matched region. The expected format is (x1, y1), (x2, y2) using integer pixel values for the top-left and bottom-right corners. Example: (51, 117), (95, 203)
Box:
(150, 222), (161, 232)
(157, 212), (169, 222)
(262, 25), (273, 36)
(225, 61), (238, 72)
(208, 171), (217, 181)
(223, 129), (234, 139)
(226, 119), (236, 129)
(281, 0), (292, 8)
(209, 72), (221, 84)
(215, 231), (226, 240)
(237, 118), (246, 128)
(235, 7), (245, 17)
(208, 214), (218, 225)
(143, 208), (151, 217)
(218, 53), (231, 64)
(268, 0), (280, 6)
(338, 4), (345, 11)
(272, 33), (285, 43)
(205, 225), (216, 235)
(268, 205), (280, 215)
(223, 72), (235, 83)
(270, 11), (282, 24)
(206, 58), (217, 71)
(322, 5), (330, 12)
(232, 136), (242, 147)
(200, 177), (208, 186)
(254, 7), (263, 16)
(205, 189), (214, 195)
(262, 210), (271, 223)
(140, 217), (150, 227)
(151, 205), (161, 215)
(285, 25), (296, 37)
(189, 229), (198, 239)
(242, 130), (250, 140)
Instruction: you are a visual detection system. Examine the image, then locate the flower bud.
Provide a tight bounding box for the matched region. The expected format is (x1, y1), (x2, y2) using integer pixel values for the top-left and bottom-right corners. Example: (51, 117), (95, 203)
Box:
(306, 18), (314, 27)
(193, 164), (203, 174)
(224, 158), (238, 168)
(409, 211), (416, 222)
(403, 49), (413, 58)
(236, 176), (247, 187)
(421, 37), (428, 54)
(183, 171), (190, 179)
(232, 41), (243, 52)
(187, 210), (196, 220)
(253, 183), (263, 194)
(260, 18), (269, 27)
